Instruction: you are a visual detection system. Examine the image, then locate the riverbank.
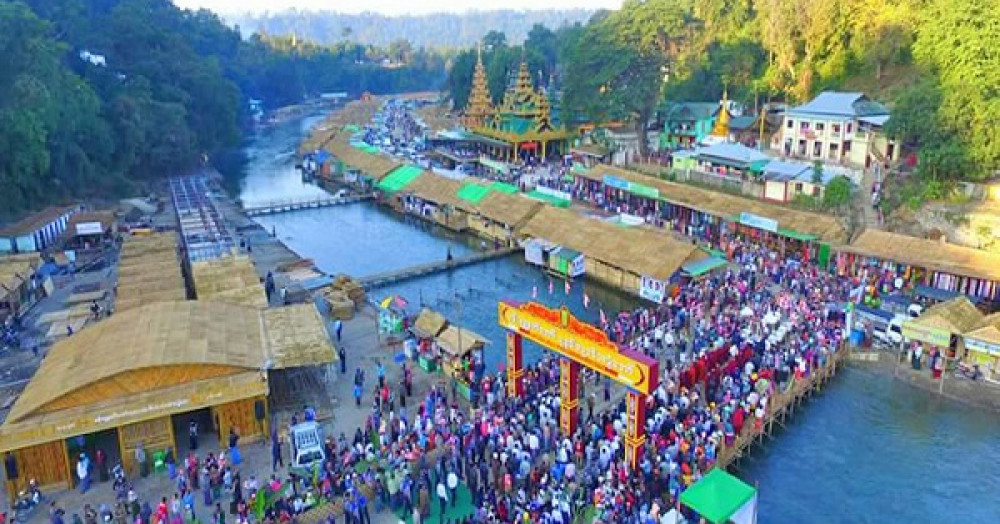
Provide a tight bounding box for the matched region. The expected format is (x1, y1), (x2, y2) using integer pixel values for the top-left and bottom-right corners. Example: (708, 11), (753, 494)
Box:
(848, 347), (1000, 412)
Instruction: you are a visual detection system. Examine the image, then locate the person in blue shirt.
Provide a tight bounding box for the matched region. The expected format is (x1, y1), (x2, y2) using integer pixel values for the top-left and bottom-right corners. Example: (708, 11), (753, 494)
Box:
(376, 360), (385, 388)
(356, 493), (369, 524)
(353, 384), (362, 407)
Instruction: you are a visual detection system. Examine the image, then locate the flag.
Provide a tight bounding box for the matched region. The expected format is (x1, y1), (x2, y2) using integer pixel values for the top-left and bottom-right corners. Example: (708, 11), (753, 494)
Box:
(565, 280), (571, 295)
(532, 286), (538, 299)
(583, 293), (590, 309)
(548, 279), (554, 295)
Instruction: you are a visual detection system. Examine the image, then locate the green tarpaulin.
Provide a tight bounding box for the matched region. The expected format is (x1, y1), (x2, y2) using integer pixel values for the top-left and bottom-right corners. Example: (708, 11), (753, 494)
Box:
(526, 190), (571, 208)
(351, 142), (380, 154)
(777, 228), (818, 241)
(490, 181), (519, 194)
(627, 182), (660, 199)
(682, 256), (728, 277)
(378, 165), (423, 193)
(457, 184), (492, 204)
(680, 469), (757, 524)
(343, 124), (360, 133)
(479, 158), (509, 175)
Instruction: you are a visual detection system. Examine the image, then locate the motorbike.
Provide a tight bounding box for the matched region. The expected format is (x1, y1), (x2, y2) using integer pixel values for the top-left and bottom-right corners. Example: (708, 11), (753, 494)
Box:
(12, 480), (44, 522)
(956, 362), (984, 381)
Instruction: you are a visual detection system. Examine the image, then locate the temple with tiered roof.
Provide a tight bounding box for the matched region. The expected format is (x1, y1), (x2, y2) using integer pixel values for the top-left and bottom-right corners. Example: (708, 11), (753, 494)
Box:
(461, 52), (567, 160)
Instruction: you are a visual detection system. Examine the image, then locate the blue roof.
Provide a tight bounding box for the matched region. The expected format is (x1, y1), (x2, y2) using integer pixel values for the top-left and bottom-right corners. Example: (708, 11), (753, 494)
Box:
(696, 143), (770, 166)
(786, 91), (889, 119)
(762, 160), (811, 182)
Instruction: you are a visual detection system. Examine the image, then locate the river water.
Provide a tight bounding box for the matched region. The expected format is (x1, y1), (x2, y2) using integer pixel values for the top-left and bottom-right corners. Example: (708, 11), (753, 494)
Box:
(235, 114), (1000, 523)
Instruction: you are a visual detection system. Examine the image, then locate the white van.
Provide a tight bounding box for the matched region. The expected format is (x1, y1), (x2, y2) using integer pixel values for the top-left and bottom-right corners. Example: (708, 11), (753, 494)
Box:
(290, 422), (325, 469)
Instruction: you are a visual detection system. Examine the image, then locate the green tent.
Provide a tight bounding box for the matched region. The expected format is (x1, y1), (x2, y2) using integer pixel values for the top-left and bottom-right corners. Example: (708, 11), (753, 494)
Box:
(525, 190), (571, 208)
(682, 256), (728, 278)
(490, 181), (519, 194)
(680, 469), (758, 524)
(456, 183), (492, 204)
(378, 165), (423, 193)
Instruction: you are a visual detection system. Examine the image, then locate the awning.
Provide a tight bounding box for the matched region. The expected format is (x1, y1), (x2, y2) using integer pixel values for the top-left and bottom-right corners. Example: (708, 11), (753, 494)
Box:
(436, 325), (486, 357)
(479, 158), (509, 175)
(490, 181), (519, 194)
(457, 183), (492, 204)
(682, 256), (727, 277)
(378, 165), (423, 192)
(776, 228), (818, 241)
(680, 469), (758, 524)
(526, 190), (571, 208)
(913, 285), (982, 304)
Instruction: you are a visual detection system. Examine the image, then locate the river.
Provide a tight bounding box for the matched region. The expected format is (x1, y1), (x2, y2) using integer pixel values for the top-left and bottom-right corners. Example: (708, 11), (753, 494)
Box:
(235, 114), (1000, 523)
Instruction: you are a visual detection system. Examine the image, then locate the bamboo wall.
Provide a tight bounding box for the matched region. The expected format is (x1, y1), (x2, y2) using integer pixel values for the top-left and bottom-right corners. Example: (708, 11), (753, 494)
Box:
(10, 440), (69, 491)
(118, 416), (174, 477)
(584, 258), (641, 295)
(212, 397), (266, 446)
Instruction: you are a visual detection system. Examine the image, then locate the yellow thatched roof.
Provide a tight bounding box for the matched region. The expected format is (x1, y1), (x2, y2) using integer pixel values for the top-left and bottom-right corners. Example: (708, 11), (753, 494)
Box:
(67, 211), (116, 235)
(115, 233), (186, 311)
(474, 192), (544, 228)
(843, 230), (1000, 282)
(413, 308), (448, 338)
(911, 297), (984, 335)
(436, 325), (486, 357)
(404, 172), (464, 207)
(191, 256), (266, 308)
(0, 253), (41, 295)
(522, 206), (704, 281)
(6, 300), (334, 426)
(324, 133), (401, 181)
(262, 303), (336, 369)
(588, 165), (848, 242)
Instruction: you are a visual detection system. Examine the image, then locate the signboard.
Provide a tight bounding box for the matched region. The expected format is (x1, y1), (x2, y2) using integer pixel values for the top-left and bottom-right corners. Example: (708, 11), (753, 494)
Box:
(738, 212), (778, 233)
(901, 321), (951, 347)
(535, 185), (572, 202)
(627, 182), (660, 199)
(640, 276), (667, 304)
(75, 222), (104, 236)
(497, 302), (658, 395)
(570, 255), (586, 277)
(603, 175), (630, 190)
(965, 337), (1000, 356)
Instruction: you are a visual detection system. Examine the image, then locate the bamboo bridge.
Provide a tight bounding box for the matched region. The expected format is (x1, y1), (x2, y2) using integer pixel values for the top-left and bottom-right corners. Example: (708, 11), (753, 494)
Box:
(359, 247), (520, 289)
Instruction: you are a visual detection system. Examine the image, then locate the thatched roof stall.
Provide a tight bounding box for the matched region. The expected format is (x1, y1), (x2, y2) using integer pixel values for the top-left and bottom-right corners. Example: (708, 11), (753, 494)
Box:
(115, 233), (186, 312)
(841, 230), (1000, 283)
(0, 254), (42, 316)
(523, 206), (704, 282)
(412, 308), (448, 339)
(191, 256), (266, 308)
(67, 211), (116, 237)
(436, 325), (486, 357)
(475, 192), (544, 229)
(263, 303), (336, 369)
(912, 297), (984, 335)
(590, 165), (848, 243)
(324, 132), (401, 181)
(0, 300), (335, 456)
(405, 172), (464, 208)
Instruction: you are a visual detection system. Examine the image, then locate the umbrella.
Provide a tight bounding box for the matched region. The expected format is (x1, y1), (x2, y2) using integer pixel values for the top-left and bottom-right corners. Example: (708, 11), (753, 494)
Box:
(379, 296), (393, 309)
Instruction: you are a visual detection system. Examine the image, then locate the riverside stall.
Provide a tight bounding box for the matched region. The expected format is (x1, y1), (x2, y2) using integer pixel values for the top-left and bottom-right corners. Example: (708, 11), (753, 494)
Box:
(434, 325), (487, 400)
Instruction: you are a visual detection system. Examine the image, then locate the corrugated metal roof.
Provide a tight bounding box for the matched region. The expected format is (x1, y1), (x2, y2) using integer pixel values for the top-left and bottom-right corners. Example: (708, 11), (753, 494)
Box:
(787, 92), (889, 118)
(697, 143), (771, 165)
(762, 161), (811, 182)
(662, 102), (720, 121)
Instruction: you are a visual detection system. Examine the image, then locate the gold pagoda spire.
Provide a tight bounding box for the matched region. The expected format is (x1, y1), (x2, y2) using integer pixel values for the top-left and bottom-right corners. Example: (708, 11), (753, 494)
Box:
(514, 60), (533, 96)
(463, 42), (494, 129)
(710, 87), (732, 138)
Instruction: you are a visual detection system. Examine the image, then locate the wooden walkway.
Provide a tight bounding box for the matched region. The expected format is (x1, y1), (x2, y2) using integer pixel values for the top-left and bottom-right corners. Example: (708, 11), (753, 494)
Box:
(243, 193), (374, 216)
(359, 247), (520, 288)
(714, 343), (849, 471)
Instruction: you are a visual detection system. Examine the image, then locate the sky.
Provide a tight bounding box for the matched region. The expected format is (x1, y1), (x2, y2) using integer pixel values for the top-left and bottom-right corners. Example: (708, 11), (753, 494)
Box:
(172, 0), (622, 16)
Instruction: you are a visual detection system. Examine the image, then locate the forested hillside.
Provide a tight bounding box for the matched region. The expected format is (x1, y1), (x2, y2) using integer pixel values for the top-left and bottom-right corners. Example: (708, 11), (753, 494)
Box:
(448, 0), (999, 182)
(226, 9), (594, 48)
(0, 0), (445, 215)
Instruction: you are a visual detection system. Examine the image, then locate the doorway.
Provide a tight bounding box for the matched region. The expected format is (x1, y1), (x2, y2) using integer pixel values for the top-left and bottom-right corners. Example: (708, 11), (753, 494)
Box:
(171, 408), (217, 457)
(65, 428), (120, 487)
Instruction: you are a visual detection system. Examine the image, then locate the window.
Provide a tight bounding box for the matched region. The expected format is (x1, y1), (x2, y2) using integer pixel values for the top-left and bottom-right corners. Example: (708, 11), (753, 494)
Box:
(829, 143), (839, 159)
(816, 123), (825, 132)
(786, 119), (794, 129)
(800, 121), (810, 131)
(843, 141), (852, 153)
(795, 183), (803, 193)
(832, 123), (841, 134)
(813, 186), (821, 196)
(846, 123), (853, 134)
(813, 141), (823, 157)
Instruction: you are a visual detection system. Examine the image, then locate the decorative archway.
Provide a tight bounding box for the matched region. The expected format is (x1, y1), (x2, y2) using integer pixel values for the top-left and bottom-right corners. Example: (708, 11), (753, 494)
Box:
(498, 301), (659, 470)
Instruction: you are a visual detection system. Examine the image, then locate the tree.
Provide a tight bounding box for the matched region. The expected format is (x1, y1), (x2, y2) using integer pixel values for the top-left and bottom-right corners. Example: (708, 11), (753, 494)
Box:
(812, 160), (824, 185)
(563, 19), (663, 155)
(823, 176), (852, 209)
(913, 0), (1000, 180)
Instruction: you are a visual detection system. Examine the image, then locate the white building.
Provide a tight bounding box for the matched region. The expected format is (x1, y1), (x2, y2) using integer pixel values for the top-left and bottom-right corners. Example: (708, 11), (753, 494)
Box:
(776, 92), (898, 169)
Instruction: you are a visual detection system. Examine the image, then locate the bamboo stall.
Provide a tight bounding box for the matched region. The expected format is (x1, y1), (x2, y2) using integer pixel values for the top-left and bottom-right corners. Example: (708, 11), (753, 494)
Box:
(115, 233), (186, 312)
(191, 255), (267, 308)
(434, 325), (486, 401)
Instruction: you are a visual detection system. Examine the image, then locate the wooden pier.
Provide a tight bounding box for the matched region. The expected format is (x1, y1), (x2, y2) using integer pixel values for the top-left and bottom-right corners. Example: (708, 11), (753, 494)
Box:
(714, 343), (849, 471)
(242, 194), (374, 216)
(359, 247), (520, 289)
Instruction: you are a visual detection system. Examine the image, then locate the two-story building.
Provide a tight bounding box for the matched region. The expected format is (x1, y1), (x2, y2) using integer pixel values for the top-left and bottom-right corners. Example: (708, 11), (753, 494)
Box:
(776, 92), (897, 169)
(659, 102), (720, 150)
